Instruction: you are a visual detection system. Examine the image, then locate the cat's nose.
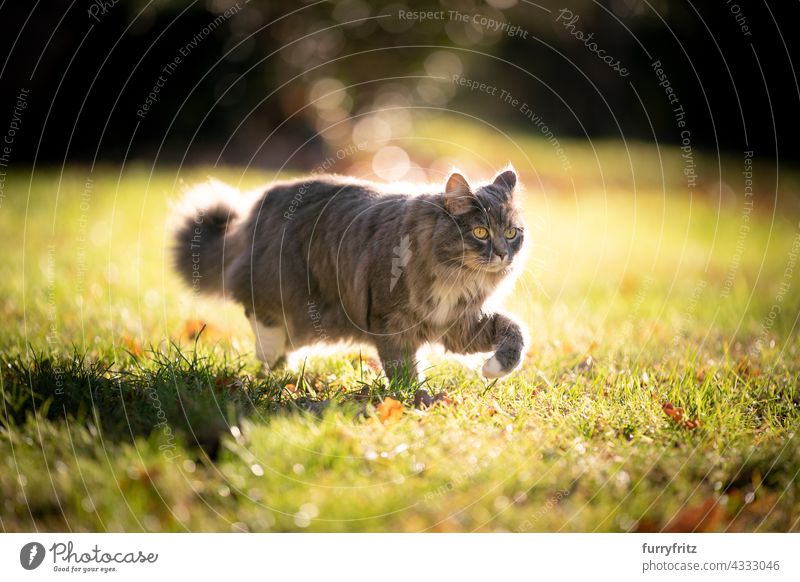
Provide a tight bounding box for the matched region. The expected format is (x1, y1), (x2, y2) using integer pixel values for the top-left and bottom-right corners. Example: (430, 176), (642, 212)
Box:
(494, 251), (507, 261)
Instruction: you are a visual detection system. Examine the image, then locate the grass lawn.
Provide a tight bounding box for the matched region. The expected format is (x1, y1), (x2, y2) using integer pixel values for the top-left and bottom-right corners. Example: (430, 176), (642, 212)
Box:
(1, 120), (799, 532)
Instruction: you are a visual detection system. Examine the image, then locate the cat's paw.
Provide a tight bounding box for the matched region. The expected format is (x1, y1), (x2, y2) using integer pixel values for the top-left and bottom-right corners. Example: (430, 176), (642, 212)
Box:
(482, 344), (524, 378)
(482, 356), (507, 378)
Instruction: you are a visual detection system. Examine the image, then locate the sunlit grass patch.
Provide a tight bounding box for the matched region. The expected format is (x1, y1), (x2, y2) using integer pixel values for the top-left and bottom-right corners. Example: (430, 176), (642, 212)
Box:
(1, 126), (799, 531)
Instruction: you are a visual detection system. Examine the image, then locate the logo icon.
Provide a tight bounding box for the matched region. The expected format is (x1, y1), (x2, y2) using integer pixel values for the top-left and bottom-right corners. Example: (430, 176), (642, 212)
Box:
(390, 235), (412, 291)
(20, 542), (46, 570)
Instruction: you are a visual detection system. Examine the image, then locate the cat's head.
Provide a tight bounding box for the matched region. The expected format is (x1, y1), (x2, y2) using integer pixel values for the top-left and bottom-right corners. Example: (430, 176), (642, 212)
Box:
(437, 169), (525, 274)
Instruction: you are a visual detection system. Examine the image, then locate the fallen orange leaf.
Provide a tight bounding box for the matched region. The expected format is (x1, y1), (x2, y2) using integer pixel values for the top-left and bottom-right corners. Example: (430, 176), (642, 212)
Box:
(684, 418), (701, 430)
(179, 319), (224, 342)
(485, 399), (511, 418)
(180, 319), (206, 340)
(214, 375), (242, 395)
(736, 357), (761, 378)
(433, 391), (454, 407)
(662, 402), (700, 430)
(414, 390), (456, 410)
(662, 402), (684, 423)
(377, 397), (403, 425)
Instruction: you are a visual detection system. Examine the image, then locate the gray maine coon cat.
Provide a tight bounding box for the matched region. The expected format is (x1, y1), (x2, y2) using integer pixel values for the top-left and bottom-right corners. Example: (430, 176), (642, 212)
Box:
(173, 169), (528, 381)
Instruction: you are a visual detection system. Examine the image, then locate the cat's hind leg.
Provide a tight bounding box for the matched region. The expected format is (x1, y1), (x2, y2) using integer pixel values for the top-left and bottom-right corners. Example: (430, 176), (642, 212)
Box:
(250, 315), (287, 372)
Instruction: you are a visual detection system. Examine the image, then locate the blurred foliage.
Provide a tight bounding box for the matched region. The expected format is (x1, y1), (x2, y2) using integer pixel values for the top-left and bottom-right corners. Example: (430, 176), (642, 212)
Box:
(0, 0), (796, 166)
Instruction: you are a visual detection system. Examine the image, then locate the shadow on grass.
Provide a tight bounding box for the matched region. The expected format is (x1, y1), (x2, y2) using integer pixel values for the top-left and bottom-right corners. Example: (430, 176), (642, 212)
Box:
(0, 346), (427, 458)
(0, 349), (287, 457)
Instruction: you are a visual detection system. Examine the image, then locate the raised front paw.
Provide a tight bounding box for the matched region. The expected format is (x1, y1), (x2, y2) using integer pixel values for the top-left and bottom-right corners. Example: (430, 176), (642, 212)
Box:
(481, 318), (525, 378)
(481, 348), (523, 379)
(481, 355), (507, 378)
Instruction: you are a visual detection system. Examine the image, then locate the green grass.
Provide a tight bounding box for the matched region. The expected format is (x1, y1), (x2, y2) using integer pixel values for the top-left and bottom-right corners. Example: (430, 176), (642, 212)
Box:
(1, 121), (799, 532)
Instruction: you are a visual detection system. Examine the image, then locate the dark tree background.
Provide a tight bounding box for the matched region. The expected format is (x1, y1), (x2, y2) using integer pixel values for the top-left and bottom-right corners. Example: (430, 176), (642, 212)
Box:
(0, 0), (797, 169)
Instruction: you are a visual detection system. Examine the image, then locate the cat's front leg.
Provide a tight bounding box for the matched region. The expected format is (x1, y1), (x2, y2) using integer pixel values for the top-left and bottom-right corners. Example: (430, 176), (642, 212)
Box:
(444, 312), (527, 379)
(376, 338), (419, 384)
(481, 313), (527, 378)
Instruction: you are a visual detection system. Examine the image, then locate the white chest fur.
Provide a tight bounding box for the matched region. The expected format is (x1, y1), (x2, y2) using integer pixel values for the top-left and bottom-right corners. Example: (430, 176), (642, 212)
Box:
(428, 274), (492, 327)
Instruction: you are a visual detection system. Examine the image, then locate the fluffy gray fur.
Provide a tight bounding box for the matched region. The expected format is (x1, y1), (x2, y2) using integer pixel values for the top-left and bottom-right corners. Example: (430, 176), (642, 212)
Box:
(172, 170), (528, 381)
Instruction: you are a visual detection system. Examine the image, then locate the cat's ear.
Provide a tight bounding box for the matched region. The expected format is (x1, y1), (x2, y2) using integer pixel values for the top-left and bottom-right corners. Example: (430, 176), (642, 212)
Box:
(493, 169), (517, 197)
(444, 172), (474, 214)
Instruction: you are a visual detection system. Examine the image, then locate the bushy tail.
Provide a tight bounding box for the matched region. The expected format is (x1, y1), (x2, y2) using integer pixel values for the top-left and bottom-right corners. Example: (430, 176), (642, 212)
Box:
(171, 179), (245, 297)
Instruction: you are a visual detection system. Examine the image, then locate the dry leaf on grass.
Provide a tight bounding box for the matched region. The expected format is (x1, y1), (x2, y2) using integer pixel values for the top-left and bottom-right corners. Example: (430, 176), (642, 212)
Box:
(179, 319), (224, 342)
(414, 389), (456, 410)
(376, 397), (404, 425)
(683, 417), (701, 430)
(214, 375), (243, 395)
(662, 402), (701, 430)
(736, 357), (761, 378)
(662, 402), (684, 423)
(414, 389), (433, 409)
(485, 399), (513, 418)
(433, 392), (455, 407)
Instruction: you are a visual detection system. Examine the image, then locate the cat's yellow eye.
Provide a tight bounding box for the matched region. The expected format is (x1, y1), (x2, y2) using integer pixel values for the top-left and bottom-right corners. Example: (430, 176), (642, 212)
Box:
(472, 226), (489, 240)
(504, 227), (518, 239)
